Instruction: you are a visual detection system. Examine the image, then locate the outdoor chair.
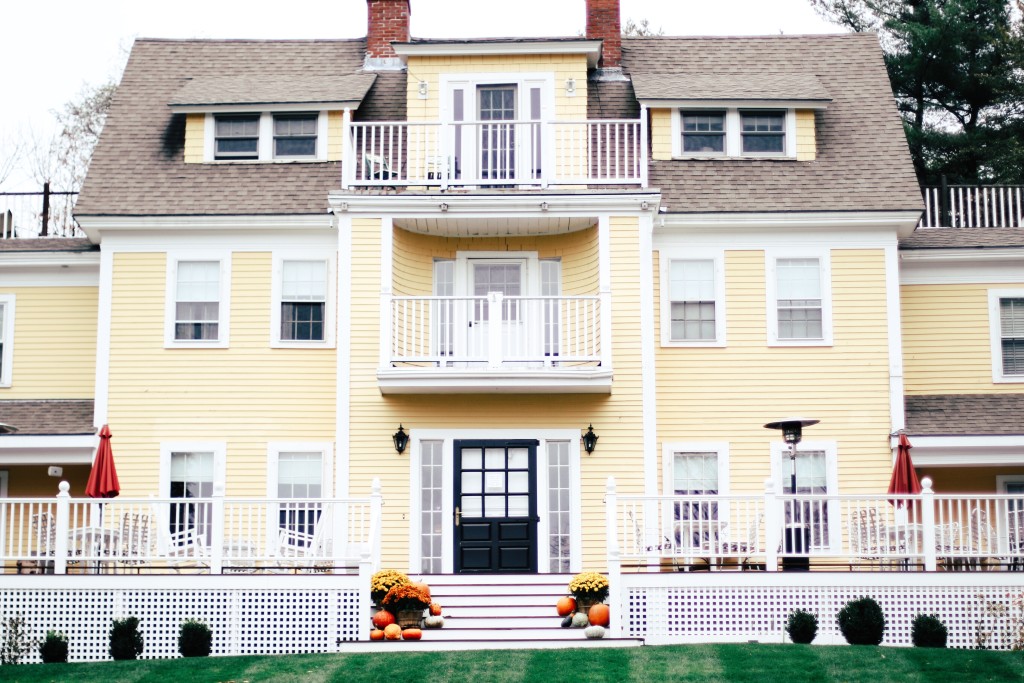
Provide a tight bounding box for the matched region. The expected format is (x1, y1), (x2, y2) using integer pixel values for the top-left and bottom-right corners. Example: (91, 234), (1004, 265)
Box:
(969, 507), (1004, 570)
(275, 507), (333, 573)
(17, 512), (57, 574)
(117, 512), (151, 573)
(849, 508), (895, 570)
(363, 153), (394, 181)
(719, 513), (764, 570)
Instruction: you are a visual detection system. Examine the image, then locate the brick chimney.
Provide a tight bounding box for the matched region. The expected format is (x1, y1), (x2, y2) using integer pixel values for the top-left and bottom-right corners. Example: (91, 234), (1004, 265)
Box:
(366, 0), (410, 64)
(586, 0), (621, 69)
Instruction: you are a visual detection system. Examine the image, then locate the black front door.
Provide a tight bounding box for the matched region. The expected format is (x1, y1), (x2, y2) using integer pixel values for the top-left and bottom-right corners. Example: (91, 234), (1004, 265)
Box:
(454, 439), (538, 573)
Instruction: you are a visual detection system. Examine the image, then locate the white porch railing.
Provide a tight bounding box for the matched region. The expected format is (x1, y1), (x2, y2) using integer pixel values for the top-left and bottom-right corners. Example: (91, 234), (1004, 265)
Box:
(920, 184), (1024, 228)
(388, 294), (603, 368)
(1, 479), (383, 575)
(606, 477), (1024, 573)
(342, 118), (646, 189)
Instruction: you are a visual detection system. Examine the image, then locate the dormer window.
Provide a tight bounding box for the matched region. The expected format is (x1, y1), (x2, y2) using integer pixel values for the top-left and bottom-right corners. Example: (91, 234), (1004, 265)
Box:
(741, 111), (785, 155)
(214, 115), (260, 160)
(682, 112), (725, 154)
(273, 114), (318, 158)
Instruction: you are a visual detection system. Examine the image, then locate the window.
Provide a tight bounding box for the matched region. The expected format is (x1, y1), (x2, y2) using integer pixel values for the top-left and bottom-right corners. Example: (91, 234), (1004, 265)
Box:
(767, 251), (832, 346)
(741, 111), (785, 154)
(999, 297), (1024, 376)
(173, 261), (221, 342)
(420, 440), (444, 573)
(273, 114), (318, 158)
(214, 115), (259, 160)
(547, 441), (572, 573)
(682, 111), (725, 154)
(669, 259), (716, 341)
(281, 260), (326, 341)
(660, 250), (725, 347)
(663, 443), (729, 553)
(773, 441), (838, 551)
(169, 451), (214, 544)
(277, 452), (323, 543)
(0, 295), (13, 387)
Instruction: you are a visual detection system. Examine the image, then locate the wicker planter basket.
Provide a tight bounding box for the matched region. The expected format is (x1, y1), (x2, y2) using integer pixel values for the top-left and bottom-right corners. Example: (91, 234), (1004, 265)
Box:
(397, 609), (423, 629)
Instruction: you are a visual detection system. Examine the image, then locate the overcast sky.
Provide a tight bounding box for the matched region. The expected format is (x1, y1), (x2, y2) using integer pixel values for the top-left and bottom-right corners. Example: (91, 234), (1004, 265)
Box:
(0, 0), (842, 189)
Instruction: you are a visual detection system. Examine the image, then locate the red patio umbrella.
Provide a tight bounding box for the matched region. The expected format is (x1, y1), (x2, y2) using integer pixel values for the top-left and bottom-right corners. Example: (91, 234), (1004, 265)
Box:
(888, 432), (921, 508)
(85, 425), (120, 499)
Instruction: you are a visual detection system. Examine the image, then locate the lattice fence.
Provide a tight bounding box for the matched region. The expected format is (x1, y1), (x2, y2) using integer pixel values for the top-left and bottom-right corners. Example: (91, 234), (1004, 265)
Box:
(623, 581), (1024, 649)
(0, 585), (363, 662)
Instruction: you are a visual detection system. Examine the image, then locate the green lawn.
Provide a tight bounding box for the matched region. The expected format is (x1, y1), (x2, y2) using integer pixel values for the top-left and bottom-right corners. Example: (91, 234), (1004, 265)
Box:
(0, 644), (1021, 683)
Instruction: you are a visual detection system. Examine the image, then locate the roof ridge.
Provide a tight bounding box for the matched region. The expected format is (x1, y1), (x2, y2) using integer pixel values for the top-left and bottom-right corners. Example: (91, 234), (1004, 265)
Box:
(133, 37), (366, 45)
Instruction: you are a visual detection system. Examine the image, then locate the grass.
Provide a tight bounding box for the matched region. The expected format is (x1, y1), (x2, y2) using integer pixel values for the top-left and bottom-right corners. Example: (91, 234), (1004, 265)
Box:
(0, 643), (1021, 683)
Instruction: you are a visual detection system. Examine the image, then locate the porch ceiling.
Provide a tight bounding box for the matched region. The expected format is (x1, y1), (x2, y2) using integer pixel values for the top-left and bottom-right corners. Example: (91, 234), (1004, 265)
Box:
(392, 215), (596, 237)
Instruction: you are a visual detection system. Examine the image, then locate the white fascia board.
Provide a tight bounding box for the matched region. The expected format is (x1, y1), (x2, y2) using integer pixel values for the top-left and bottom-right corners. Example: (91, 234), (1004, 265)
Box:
(377, 369), (613, 394)
(392, 40), (602, 67)
(900, 254), (1024, 285)
(900, 248), (1024, 262)
(656, 211), (922, 234)
(329, 192), (662, 217)
(75, 215), (333, 241)
(169, 102), (358, 115)
(0, 435), (97, 465)
(639, 98), (830, 110)
(900, 434), (1024, 467)
(0, 252), (100, 268)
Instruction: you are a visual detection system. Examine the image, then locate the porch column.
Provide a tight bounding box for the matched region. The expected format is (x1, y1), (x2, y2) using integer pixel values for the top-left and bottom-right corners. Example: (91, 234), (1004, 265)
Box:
(54, 482), (70, 575)
(763, 478), (780, 572)
(605, 477), (622, 637)
(920, 477), (937, 571)
(210, 483), (225, 574)
(341, 108), (353, 189)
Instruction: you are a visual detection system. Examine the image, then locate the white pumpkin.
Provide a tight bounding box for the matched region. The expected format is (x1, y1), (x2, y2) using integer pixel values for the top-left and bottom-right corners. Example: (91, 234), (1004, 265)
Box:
(423, 615), (445, 629)
(571, 612), (590, 628)
(584, 625), (606, 639)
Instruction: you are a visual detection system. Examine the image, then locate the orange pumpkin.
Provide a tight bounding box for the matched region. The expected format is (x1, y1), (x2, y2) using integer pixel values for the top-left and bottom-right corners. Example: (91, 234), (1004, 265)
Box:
(369, 629), (385, 641)
(556, 596), (576, 617)
(411, 581), (431, 600)
(429, 602), (443, 616)
(588, 603), (611, 628)
(372, 609), (396, 629)
(383, 623), (402, 640)
(402, 627), (423, 641)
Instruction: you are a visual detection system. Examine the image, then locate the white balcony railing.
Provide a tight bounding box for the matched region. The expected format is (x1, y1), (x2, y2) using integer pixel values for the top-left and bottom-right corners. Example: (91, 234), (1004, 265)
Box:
(388, 294), (603, 369)
(342, 117), (646, 189)
(1, 480), (382, 574)
(920, 184), (1024, 228)
(606, 477), (1024, 572)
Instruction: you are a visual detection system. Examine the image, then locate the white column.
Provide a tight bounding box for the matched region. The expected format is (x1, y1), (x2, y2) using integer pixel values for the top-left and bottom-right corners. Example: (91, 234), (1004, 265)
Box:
(763, 478), (779, 572)
(605, 477), (622, 638)
(54, 482), (70, 575)
(921, 477), (937, 572)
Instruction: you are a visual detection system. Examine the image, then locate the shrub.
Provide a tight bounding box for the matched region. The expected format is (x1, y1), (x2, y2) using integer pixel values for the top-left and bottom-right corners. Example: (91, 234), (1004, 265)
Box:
(912, 613), (948, 648)
(38, 630), (69, 664)
(109, 617), (144, 661)
(178, 619), (212, 658)
(1, 615), (36, 665)
(786, 609), (818, 644)
(837, 596), (887, 646)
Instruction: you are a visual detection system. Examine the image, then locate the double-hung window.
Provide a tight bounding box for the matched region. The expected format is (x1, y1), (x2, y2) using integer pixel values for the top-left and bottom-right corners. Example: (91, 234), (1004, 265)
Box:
(767, 251), (832, 346)
(268, 443), (332, 553)
(773, 441), (838, 551)
(664, 444), (729, 553)
(168, 450), (214, 545)
(273, 114), (318, 158)
(682, 111), (725, 154)
(273, 255), (334, 347)
(167, 255), (229, 348)
(0, 295), (13, 387)
(214, 115), (259, 160)
(661, 251), (725, 347)
(988, 290), (1024, 381)
(741, 111), (786, 154)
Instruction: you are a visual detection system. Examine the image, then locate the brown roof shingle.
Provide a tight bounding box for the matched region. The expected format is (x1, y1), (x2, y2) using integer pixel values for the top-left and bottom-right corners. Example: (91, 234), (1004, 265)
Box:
(624, 34), (922, 214)
(0, 238), (97, 253)
(905, 394), (1024, 436)
(900, 227), (1024, 250)
(0, 400), (95, 436)
(630, 73), (831, 103)
(170, 73), (377, 108)
(76, 39), (406, 217)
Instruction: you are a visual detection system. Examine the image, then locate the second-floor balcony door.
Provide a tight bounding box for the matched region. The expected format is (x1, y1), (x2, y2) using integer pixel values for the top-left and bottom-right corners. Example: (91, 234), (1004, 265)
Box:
(479, 85), (517, 182)
(468, 260), (524, 361)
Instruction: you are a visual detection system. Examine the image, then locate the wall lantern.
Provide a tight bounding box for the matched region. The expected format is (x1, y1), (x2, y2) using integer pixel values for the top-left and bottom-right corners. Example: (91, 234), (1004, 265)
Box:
(392, 424), (409, 455)
(582, 424), (599, 454)
(565, 77), (576, 96)
(418, 80), (429, 99)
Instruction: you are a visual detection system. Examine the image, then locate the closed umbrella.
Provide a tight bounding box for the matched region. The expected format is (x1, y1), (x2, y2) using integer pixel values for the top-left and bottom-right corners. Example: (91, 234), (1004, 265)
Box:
(888, 432), (922, 507)
(85, 425), (120, 499)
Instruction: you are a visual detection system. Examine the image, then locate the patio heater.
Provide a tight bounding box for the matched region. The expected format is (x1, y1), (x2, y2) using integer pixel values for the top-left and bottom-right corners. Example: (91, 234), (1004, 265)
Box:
(765, 418), (819, 571)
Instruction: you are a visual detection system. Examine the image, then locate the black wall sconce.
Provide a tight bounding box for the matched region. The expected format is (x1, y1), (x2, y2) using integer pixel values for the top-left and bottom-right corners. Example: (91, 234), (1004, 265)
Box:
(582, 424), (599, 454)
(392, 424), (409, 454)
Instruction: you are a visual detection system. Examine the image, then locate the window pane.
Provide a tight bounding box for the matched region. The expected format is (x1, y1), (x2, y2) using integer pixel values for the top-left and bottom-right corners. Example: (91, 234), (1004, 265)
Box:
(669, 259), (716, 341)
(547, 442), (571, 573)
(682, 112), (725, 153)
(273, 114), (317, 158)
(777, 259), (822, 340)
(175, 262), (220, 342)
(281, 303), (324, 341)
(741, 112), (785, 154)
(177, 261), (219, 301)
(215, 116), (259, 159)
(420, 441), (443, 573)
(1001, 298), (1024, 375)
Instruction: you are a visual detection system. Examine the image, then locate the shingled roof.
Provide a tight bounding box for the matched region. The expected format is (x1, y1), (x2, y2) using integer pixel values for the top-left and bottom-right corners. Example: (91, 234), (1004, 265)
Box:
(623, 34), (922, 214)
(0, 238), (97, 253)
(630, 73), (831, 104)
(900, 227), (1024, 250)
(0, 400), (95, 436)
(76, 39), (405, 217)
(170, 73), (377, 109)
(905, 394), (1024, 437)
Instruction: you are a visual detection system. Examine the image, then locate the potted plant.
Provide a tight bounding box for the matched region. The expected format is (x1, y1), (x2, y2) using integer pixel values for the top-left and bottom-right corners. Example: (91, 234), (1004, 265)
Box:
(568, 572), (609, 614)
(381, 583), (432, 629)
(370, 569), (410, 608)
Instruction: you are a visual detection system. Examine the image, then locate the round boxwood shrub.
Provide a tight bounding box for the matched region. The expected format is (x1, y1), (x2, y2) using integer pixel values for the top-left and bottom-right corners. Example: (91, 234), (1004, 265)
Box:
(39, 630), (69, 664)
(911, 613), (948, 648)
(109, 617), (144, 661)
(178, 619), (212, 658)
(836, 596), (886, 646)
(786, 609), (818, 644)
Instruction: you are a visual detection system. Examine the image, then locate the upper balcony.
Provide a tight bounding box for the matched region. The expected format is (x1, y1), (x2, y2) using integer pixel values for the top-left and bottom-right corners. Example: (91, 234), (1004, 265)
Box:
(341, 116), (647, 190)
(920, 183), (1024, 228)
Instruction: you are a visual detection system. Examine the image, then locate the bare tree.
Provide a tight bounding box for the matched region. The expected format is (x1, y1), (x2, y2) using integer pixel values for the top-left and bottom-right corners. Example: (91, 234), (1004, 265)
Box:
(622, 18), (665, 37)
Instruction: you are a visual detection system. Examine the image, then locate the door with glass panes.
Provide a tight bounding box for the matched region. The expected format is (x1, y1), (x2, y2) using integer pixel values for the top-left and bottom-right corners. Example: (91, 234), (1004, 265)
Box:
(454, 439), (538, 573)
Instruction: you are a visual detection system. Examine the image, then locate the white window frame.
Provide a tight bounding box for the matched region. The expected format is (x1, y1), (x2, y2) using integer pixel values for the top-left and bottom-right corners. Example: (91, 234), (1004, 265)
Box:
(770, 440), (839, 551)
(659, 248), (726, 347)
(165, 253), (231, 348)
(266, 442), (334, 555)
(672, 108), (796, 159)
(0, 294), (14, 387)
(765, 249), (833, 347)
(408, 428), (581, 575)
(270, 253), (336, 348)
(158, 441), (227, 553)
(988, 289), (1024, 383)
(204, 112), (328, 163)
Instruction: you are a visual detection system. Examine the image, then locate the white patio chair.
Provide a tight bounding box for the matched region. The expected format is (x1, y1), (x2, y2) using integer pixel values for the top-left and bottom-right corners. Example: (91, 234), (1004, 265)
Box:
(117, 512), (151, 573)
(275, 508), (333, 573)
(720, 513), (764, 570)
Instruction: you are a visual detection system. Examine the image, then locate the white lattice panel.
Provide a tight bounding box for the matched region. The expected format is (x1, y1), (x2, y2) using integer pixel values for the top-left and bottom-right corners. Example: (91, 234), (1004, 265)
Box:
(623, 579), (1024, 649)
(0, 586), (362, 662)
